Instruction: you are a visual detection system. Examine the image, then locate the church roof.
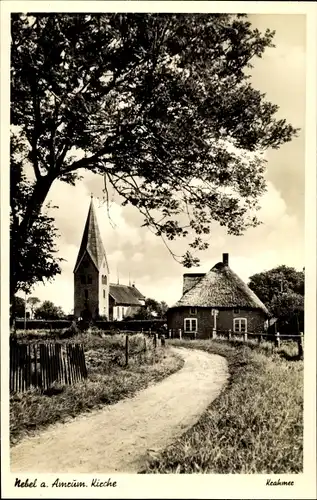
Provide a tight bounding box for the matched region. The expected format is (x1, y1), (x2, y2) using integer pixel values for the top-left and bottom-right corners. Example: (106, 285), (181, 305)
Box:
(171, 261), (269, 316)
(109, 284), (145, 306)
(74, 198), (109, 273)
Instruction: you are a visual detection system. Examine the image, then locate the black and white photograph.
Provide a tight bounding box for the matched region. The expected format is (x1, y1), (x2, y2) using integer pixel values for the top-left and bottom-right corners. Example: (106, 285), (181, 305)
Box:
(1, 1), (316, 499)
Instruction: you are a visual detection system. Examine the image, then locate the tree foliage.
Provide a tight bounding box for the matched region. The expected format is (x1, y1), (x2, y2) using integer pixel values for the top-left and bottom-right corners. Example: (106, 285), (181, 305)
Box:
(11, 13), (298, 280)
(27, 296), (41, 315)
(128, 297), (169, 320)
(270, 291), (304, 320)
(145, 298), (169, 318)
(248, 265), (304, 307)
(11, 296), (26, 318)
(248, 266), (304, 330)
(34, 300), (65, 319)
(10, 134), (62, 298)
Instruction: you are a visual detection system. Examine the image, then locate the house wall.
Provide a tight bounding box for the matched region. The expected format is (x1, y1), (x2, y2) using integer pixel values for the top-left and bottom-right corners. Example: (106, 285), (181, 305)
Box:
(111, 304), (141, 321)
(74, 252), (99, 319)
(167, 307), (267, 339)
(113, 305), (126, 321)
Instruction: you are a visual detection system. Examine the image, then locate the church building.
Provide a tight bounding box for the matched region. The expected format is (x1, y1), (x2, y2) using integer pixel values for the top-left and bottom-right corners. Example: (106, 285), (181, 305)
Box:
(74, 197), (145, 321)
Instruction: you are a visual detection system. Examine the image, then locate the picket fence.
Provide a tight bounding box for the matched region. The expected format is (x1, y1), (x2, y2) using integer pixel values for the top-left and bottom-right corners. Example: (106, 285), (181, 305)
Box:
(10, 341), (87, 393)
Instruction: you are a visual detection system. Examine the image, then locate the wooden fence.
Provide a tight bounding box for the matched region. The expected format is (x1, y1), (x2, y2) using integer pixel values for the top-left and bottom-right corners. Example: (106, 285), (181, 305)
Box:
(10, 341), (87, 393)
(211, 330), (303, 356)
(167, 328), (304, 358)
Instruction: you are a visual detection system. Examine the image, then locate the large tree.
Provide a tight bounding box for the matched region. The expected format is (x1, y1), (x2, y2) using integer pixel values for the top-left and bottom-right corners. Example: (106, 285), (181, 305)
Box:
(248, 266), (304, 332)
(11, 13), (297, 295)
(270, 291), (304, 332)
(248, 265), (304, 308)
(10, 134), (62, 301)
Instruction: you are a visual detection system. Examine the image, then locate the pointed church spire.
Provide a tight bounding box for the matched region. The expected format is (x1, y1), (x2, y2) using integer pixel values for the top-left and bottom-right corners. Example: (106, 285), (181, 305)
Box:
(74, 197), (109, 273)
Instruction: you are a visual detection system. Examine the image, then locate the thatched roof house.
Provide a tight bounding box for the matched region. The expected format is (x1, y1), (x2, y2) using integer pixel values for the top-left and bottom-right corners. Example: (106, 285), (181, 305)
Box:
(168, 253), (269, 338)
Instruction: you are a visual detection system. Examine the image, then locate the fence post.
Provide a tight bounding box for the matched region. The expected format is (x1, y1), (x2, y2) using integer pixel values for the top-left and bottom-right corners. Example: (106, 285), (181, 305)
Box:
(161, 335), (166, 347)
(125, 334), (129, 365)
(212, 328), (216, 340)
(244, 332), (248, 342)
(258, 333), (262, 344)
(228, 329), (232, 341)
(168, 329), (171, 339)
(178, 328), (182, 340)
(153, 333), (157, 349)
(144, 336), (147, 353)
(149, 327), (152, 336)
(298, 332), (304, 359)
(274, 331), (280, 348)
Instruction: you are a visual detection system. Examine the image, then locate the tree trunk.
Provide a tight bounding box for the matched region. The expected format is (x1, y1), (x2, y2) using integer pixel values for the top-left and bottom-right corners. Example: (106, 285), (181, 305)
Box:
(19, 173), (55, 237)
(10, 173), (56, 298)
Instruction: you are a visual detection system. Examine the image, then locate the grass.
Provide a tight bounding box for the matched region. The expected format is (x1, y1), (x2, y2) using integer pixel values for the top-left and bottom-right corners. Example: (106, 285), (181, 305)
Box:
(10, 331), (184, 446)
(142, 338), (303, 474)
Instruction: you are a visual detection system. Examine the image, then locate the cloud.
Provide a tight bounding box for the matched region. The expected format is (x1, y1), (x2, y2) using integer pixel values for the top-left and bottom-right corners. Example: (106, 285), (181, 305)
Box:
(248, 14), (305, 223)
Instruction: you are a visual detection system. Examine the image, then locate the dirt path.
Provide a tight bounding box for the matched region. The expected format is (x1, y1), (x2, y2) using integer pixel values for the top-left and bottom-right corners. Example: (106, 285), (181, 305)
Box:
(11, 347), (229, 473)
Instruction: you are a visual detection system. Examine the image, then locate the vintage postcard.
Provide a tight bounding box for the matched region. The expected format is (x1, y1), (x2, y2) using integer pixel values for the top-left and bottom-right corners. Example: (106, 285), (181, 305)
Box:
(1, 1), (316, 499)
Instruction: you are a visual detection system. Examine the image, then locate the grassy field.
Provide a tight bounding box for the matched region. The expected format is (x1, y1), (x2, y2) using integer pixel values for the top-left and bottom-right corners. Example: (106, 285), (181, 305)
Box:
(10, 332), (184, 446)
(142, 339), (303, 474)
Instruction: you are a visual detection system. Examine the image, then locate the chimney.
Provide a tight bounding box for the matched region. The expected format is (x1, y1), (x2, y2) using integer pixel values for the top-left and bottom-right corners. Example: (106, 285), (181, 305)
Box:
(222, 253), (229, 266)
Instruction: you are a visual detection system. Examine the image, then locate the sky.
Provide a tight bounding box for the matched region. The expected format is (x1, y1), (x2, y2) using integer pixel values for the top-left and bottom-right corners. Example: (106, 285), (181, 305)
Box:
(20, 14), (306, 314)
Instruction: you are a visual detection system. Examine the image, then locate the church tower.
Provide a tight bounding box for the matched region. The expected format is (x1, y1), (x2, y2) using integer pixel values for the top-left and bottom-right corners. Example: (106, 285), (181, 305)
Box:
(74, 197), (109, 320)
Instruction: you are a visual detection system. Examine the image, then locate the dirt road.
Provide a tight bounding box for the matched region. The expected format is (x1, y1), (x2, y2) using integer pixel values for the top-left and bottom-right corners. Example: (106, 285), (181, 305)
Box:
(11, 347), (229, 473)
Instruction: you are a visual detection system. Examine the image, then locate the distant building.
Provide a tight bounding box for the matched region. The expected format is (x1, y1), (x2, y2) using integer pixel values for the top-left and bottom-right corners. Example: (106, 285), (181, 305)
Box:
(167, 253), (270, 338)
(109, 284), (145, 321)
(74, 197), (145, 320)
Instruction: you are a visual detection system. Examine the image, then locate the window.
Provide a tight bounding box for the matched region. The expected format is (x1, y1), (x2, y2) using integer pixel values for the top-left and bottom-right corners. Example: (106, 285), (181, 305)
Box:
(122, 307), (124, 317)
(189, 307), (197, 315)
(102, 275), (107, 285)
(80, 275), (86, 284)
(103, 289), (106, 299)
(233, 309), (240, 314)
(84, 289), (89, 299)
(87, 275), (92, 284)
(234, 318), (247, 333)
(184, 318), (197, 332)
